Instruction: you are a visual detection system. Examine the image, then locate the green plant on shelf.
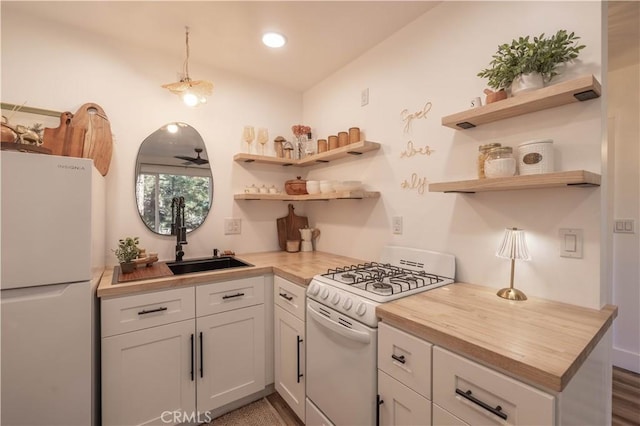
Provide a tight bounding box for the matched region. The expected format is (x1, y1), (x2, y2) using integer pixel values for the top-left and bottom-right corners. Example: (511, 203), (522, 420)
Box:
(477, 29), (585, 90)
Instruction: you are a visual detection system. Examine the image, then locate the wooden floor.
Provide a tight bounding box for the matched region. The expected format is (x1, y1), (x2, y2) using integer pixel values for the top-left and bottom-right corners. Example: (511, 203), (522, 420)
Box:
(613, 366), (640, 426)
(267, 392), (304, 426)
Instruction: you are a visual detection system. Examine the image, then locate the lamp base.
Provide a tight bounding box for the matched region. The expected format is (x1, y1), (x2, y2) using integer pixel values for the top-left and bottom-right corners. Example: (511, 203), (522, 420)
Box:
(497, 287), (528, 301)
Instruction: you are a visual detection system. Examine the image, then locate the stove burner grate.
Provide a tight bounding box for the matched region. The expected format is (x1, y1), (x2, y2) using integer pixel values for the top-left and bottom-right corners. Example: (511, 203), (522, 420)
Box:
(322, 262), (447, 296)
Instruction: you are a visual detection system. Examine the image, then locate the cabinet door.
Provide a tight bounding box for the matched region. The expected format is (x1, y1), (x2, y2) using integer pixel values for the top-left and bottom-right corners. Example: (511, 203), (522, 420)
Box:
(102, 320), (196, 426)
(274, 305), (305, 421)
(378, 370), (431, 426)
(197, 304), (266, 412)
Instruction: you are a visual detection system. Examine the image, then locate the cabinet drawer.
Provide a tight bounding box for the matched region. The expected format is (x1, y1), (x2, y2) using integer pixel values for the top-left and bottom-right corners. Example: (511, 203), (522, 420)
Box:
(378, 322), (432, 399)
(101, 286), (195, 337)
(196, 276), (264, 317)
(433, 347), (555, 425)
(378, 370), (431, 426)
(274, 276), (306, 320)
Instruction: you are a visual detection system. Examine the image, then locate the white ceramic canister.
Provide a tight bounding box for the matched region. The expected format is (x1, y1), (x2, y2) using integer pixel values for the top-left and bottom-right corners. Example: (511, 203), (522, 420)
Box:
(518, 139), (554, 175)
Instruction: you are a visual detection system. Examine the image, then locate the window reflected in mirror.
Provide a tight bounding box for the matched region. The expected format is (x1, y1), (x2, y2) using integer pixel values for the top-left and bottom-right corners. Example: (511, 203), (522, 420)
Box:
(135, 123), (213, 235)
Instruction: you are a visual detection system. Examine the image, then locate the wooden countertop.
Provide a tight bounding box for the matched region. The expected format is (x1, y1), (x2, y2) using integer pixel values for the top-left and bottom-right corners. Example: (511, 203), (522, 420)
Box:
(97, 250), (365, 298)
(98, 252), (617, 394)
(376, 282), (618, 392)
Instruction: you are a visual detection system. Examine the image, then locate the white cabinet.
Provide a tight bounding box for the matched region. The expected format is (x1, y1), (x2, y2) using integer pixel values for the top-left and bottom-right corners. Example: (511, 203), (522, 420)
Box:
(273, 276), (306, 421)
(377, 322), (432, 426)
(196, 304), (266, 411)
(377, 323), (556, 426)
(102, 287), (196, 426)
(433, 346), (555, 425)
(101, 276), (267, 426)
(102, 319), (196, 426)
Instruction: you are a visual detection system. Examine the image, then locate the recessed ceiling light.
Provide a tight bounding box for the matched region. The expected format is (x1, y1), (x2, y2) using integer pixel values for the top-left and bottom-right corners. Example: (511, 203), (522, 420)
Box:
(262, 32), (286, 48)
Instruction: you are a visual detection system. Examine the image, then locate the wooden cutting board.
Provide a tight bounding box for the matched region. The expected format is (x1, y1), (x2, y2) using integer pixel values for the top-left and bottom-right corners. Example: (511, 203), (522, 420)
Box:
(71, 103), (113, 176)
(42, 112), (86, 158)
(276, 204), (309, 251)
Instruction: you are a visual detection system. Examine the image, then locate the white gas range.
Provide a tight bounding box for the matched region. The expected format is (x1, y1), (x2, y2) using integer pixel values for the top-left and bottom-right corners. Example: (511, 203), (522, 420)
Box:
(305, 246), (455, 426)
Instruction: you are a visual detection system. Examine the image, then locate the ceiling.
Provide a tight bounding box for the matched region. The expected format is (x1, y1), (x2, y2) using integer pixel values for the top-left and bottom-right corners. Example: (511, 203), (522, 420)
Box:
(3, 1), (637, 91)
(3, 1), (438, 92)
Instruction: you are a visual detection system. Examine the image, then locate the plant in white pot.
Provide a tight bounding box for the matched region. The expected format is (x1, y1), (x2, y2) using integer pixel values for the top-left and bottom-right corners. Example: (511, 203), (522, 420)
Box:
(477, 30), (585, 96)
(114, 236), (140, 274)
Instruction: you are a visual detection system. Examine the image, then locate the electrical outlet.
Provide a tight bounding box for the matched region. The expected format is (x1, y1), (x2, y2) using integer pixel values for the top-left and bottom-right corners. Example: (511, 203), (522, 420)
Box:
(361, 88), (369, 106)
(392, 216), (403, 235)
(224, 218), (241, 235)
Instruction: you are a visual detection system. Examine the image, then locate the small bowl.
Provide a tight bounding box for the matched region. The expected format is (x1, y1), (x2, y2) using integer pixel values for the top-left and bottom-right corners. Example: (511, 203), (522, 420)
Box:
(319, 180), (334, 194)
(333, 180), (362, 192)
(306, 180), (321, 195)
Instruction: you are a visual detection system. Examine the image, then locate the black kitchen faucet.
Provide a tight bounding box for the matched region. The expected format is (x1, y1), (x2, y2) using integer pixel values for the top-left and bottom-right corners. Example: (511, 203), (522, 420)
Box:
(171, 196), (188, 261)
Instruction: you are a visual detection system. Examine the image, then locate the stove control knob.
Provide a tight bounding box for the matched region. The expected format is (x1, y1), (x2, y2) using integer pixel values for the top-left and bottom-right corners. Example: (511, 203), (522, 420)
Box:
(321, 288), (330, 300)
(355, 302), (367, 316)
(343, 298), (353, 310)
(308, 282), (320, 296)
(331, 293), (340, 305)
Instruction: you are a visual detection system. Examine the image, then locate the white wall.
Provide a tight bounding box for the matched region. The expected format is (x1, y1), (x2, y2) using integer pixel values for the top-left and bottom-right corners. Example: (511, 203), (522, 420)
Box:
(302, 1), (606, 308)
(1, 8), (302, 263)
(2, 2), (609, 310)
(610, 62), (640, 373)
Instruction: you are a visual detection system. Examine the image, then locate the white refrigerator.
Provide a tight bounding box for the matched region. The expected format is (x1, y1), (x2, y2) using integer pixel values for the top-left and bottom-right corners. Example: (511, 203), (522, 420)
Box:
(1, 150), (102, 425)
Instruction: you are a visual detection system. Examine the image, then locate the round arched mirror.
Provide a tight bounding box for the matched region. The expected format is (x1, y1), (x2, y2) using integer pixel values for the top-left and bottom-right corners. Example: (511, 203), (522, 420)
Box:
(135, 122), (213, 235)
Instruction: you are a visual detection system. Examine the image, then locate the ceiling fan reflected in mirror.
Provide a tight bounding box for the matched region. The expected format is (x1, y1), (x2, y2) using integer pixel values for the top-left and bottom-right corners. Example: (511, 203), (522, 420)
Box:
(175, 148), (209, 165)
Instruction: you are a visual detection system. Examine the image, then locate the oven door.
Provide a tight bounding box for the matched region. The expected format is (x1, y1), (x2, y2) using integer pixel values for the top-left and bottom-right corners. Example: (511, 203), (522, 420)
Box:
(306, 299), (377, 426)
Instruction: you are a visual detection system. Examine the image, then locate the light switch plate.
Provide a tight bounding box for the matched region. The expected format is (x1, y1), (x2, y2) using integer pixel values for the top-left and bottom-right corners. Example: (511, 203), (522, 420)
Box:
(559, 228), (583, 258)
(614, 219), (635, 234)
(361, 88), (369, 106)
(392, 216), (403, 235)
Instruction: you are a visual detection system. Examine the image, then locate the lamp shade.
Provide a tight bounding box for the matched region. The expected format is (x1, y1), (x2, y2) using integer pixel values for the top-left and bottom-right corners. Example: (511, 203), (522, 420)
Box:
(496, 228), (531, 261)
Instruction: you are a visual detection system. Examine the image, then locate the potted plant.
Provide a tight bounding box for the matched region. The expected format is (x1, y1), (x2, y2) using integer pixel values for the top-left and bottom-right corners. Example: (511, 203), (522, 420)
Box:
(113, 236), (140, 273)
(477, 29), (585, 96)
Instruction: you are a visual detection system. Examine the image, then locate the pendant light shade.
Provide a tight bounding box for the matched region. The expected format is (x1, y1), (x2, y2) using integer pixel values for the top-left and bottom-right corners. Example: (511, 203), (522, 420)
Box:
(162, 27), (213, 106)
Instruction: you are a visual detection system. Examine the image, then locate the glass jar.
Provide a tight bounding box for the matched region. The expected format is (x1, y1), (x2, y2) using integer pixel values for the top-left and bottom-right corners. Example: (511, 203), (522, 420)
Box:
(484, 146), (516, 178)
(478, 143), (501, 178)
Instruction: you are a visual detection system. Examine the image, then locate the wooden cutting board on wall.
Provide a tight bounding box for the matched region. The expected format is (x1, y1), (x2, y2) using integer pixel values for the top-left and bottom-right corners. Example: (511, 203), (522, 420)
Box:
(276, 204), (309, 251)
(71, 103), (113, 176)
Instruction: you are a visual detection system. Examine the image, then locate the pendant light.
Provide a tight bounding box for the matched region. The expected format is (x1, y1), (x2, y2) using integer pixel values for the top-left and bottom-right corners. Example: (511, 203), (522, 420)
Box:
(162, 26), (213, 107)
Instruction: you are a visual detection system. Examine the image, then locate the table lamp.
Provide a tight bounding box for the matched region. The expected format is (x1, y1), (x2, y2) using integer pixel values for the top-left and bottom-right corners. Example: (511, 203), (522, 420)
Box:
(496, 227), (530, 301)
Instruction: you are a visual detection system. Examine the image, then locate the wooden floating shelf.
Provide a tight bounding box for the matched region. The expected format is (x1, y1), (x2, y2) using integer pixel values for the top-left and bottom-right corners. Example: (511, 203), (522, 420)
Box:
(429, 170), (601, 193)
(441, 75), (601, 130)
(233, 140), (380, 167)
(234, 190), (380, 201)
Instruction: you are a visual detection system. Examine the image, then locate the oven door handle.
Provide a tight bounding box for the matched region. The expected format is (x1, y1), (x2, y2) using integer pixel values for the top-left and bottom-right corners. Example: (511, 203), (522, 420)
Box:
(307, 304), (371, 344)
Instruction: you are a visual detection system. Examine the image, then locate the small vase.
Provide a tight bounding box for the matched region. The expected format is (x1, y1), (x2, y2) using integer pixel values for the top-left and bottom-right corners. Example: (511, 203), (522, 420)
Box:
(511, 72), (544, 96)
(120, 261), (135, 274)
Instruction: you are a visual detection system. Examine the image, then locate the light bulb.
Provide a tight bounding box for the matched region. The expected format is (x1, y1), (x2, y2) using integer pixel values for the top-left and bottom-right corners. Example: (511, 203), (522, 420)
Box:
(182, 92), (199, 107)
(262, 32), (286, 48)
(166, 123), (179, 133)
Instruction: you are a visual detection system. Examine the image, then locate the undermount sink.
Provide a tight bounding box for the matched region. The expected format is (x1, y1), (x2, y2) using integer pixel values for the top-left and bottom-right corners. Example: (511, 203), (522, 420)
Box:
(166, 256), (252, 275)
